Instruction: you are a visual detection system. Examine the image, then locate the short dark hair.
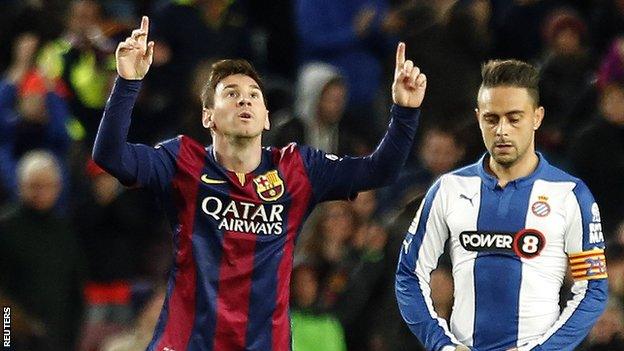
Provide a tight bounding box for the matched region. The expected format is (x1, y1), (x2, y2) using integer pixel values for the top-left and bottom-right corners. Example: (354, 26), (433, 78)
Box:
(201, 59), (265, 108)
(480, 59), (540, 106)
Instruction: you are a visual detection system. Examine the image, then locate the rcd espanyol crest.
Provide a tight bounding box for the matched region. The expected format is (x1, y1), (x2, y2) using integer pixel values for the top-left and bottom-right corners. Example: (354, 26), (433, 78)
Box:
(253, 170), (284, 201)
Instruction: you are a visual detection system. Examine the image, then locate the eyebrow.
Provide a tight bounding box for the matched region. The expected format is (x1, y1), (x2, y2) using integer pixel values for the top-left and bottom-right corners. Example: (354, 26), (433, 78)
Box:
(222, 84), (262, 91)
(483, 110), (525, 117)
(505, 110), (525, 116)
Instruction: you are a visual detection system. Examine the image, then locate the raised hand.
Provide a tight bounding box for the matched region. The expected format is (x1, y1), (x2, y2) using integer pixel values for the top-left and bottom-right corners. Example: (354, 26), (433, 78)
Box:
(7, 33), (39, 83)
(116, 16), (154, 80)
(391, 42), (427, 108)
(13, 33), (39, 66)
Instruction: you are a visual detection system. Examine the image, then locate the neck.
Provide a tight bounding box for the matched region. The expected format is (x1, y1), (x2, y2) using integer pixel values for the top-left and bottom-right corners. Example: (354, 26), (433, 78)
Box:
(213, 134), (262, 173)
(487, 150), (539, 188)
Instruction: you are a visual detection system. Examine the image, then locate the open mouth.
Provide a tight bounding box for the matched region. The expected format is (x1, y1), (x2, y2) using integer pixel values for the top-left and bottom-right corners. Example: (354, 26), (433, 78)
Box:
(238, 111), (253, 120)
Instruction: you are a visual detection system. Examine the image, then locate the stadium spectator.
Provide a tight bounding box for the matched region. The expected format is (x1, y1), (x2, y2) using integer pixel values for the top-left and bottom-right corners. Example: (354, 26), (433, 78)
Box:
(0, 150), (84, 351)
(0, 33), (71, 205)
(537, 8), (595, 161)
(597, 37), (624, 89)
(491, 0), (558, 62)
(290, 260), (347, 351)
(75, 159), (168, 351)
(396, 0), (491, 125)
(588, 0), (624, 57)
(295, 0), (393, 142)
(567, 80), (624, 237)
(38, 0), (117, 143)
(378, 126), (466, 220)
(272, 62), (363, 155)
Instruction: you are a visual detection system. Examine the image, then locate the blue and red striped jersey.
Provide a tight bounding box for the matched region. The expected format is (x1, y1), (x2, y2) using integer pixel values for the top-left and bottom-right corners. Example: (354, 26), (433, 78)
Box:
(93, 78), (420, 351)
(143, 138), (380, 351)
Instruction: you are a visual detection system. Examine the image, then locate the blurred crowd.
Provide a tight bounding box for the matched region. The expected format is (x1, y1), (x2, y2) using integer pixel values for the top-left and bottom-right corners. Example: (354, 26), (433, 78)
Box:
(0, 0), (623, 350)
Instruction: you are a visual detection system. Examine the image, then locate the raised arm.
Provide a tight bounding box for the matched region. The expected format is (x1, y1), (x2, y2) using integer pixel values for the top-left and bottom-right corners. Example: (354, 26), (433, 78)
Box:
(298, 43), (426, 202)
(349, 41), (427, 190)
(93, 16), (175, 191)
(115, 16), (155, 81)
(0, 33), (40, 108)
(392, 41), (427, 109)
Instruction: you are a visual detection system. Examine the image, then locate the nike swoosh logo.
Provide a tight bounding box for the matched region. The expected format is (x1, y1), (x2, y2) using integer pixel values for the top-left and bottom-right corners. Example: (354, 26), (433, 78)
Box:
(201, 174), (226, 184)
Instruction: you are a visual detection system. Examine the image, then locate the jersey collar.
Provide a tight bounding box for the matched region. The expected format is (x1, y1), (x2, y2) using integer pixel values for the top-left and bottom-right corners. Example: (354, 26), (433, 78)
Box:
(477, 151), (549, 190)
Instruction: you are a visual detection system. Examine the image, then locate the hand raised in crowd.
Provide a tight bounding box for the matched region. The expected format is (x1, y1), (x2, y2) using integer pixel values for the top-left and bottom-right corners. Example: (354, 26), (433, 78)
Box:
(116, 16), (154, 80)
(392, 42), (427, 108)
(7, 33), (39, 83)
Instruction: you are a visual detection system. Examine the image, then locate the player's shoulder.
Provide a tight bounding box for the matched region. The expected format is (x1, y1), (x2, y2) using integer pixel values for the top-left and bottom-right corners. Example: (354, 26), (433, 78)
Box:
(418, 164), (481, 206)
(155, 134), (206, 156)
(262, 142), (297, 162)
(537, 160), (590, 195)
(260, 143), (301, 168)
(267, 142), (340, 165)
(447, 161), (481, 179)
(540, 161), (579, 183)
(436, 160), (482, 190)
(273, 142), (314, 155)
(155, 134), (183, 149)
(274, 142), (300, 155)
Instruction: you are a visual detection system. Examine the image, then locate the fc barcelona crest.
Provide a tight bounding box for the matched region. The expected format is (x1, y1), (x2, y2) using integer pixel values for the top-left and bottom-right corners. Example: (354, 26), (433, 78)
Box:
(253, 170), (284, 201)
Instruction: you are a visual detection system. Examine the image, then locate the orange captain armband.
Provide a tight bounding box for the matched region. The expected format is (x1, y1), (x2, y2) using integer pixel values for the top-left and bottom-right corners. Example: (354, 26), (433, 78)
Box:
(569, 248), (608, 281)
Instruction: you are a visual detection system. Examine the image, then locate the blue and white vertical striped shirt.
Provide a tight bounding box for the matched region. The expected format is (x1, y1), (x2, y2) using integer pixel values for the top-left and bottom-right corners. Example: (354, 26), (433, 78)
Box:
(396, 153), (608, 351)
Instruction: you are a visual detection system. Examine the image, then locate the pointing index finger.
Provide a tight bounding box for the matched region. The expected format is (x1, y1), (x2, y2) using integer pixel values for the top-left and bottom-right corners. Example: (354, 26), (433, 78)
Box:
(141, 16), (149, 36)
(396, 42), (405, 69)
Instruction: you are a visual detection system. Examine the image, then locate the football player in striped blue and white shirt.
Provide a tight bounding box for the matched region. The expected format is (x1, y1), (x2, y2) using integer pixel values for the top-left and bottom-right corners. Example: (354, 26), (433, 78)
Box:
(396, 59), (608, 351)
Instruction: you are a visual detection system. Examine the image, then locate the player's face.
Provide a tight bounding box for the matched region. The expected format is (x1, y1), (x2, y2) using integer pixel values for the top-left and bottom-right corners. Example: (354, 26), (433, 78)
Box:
(476, 86), (544, 167)
(203, 74), (269, 139)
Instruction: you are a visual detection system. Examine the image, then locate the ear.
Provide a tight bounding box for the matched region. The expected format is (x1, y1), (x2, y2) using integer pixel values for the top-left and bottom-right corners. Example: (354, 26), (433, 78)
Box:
(533, 106), (545, 130)
(474, 107), (483, 129)
(263, 109), (270, 131)
(475, 107), (486, 133)
(202, 108), (214, 129)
